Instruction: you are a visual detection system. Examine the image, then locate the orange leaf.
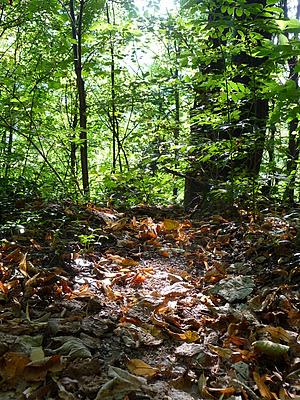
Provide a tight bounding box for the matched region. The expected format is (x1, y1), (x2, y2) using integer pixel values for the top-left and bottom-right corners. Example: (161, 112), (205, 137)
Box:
(130, 273), (146, 285)
(160, 250), (170, 257)
(253, 371), (276, 400)
(0, 281), (9, 294)
(68, 283), (95, 299)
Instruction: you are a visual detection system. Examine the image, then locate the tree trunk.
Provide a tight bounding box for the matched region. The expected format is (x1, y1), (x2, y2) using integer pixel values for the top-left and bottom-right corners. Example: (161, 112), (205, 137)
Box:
(184, 0), (272, 210)
(173, 40), (180, 198)
(283, 0), (300, 203)
(70, 0), (89, 195)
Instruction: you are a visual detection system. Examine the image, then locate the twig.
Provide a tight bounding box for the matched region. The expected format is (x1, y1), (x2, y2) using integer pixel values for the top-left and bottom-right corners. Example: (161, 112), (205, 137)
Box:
(232, 379), (261, 400)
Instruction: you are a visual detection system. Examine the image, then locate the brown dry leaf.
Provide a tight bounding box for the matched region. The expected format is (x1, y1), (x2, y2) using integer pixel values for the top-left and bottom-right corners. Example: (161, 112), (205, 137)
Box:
(107, 254), (139, 267)
(208, 387), (236, 397)
(168, 330), (200, 342)
(22, 365), (48, 382)
(139, 218), (158, 240)
(68, 283), (95, 299)
(64, 207), (74, 216)
(45, 355), (65, 373)
(121, 258), (139, 267)
(278, 387), (293, 400)
(4, 247), (22, 262)
(22, 355), (64, 382)
(204, 266), (226, 284)
(45, 231), (54, 241)
(0, 281), (9, 294)
(161, 219), (180, 232)
(127, 359), (158, 378)
(102, 282), (123, 301)
(253, 371), (276, 400)
(171, 374), (195, 393)
(216, 234), (231, 245)
(25, 272), (40, 287)
(231, 349), (257, 363)
(287, 309), (300, 328)
(107, 217), (128, 231)
(208, 344), (233, 360)
(261, 326), (293, 344)
(225, 336), (249, 347)
(19, 252), (29, 277)
(0, 352), (30, 381)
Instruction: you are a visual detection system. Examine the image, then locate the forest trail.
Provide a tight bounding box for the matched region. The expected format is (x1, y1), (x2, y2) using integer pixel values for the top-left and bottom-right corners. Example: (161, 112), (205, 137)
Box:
(0, 201), (299, 400)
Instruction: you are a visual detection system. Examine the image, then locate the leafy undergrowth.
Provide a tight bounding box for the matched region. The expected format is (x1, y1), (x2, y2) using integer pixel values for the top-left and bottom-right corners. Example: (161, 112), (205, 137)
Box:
(0, 200), (299, 400)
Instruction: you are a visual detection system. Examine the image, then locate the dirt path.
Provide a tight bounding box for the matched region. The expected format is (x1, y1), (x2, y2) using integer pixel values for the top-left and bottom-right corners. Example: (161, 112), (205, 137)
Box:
(0, 202), (299, 399)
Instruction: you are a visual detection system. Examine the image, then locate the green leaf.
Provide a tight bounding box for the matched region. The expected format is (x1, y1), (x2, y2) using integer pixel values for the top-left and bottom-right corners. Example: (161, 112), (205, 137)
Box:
(235, 8), (243, 17)
(285, 19), (300, 33)
(277, 19), (300, 33)
(278, 33), (289, 45)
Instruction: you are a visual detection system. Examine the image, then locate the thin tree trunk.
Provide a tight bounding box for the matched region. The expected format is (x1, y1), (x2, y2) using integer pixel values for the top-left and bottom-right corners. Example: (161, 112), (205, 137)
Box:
(283, 0), (299, 203)
(173, 40), (180, 198)
(106, 1), (118, 172)
(70, 0), (89, 194)
(71, 112), (78, 178)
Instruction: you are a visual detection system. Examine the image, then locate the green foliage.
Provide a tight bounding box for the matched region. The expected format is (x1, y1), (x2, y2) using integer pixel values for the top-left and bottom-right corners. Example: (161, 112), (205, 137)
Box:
(0, 0), (299, 209)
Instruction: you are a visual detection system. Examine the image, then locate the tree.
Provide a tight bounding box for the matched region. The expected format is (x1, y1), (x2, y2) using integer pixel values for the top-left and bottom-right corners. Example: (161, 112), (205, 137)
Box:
(69, 0), (89, 194)
(283, 0), (300, 204)
(181, 0), (279, 209)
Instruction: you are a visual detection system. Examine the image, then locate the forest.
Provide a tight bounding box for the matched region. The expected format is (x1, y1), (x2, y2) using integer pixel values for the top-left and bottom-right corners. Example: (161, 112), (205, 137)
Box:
(0, 0), (299, 399)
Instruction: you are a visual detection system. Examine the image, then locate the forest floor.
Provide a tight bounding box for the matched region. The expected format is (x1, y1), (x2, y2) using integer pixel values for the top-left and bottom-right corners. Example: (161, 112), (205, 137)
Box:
(0, 199), (299, 400)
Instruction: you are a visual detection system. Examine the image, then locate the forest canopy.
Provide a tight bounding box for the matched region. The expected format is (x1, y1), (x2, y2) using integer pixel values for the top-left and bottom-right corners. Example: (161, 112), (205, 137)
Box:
(0, 0), (299, 210)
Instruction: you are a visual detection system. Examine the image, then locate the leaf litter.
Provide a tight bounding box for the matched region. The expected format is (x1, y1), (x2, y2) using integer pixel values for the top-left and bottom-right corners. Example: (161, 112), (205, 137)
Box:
(0, 201), (299, 399)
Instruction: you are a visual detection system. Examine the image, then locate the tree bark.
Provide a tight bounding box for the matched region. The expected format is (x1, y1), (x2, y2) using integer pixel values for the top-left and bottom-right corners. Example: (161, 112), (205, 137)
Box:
(283, 0), (300, 203)
(184, 0), (272, 209)
(69, 0), (89, 194)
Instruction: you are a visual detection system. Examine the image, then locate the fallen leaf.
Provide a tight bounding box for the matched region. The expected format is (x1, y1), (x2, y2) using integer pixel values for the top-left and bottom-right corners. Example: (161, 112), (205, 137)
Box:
(107, 254), (139, 267)
(168, 330), (200, 342)
(208, 344), (233, 360)
(252, 340), (289, 358)
(30, 347), (45, 362)
(95, 366), (146, 400)
(19, 252), (29, 277)
(68, 283), (95, 299)
(161, 219), (180, 232)
(253, 371), (276, 400)
(53, 338), (92, 359)
(260, 326), (294, 344)
(127, 359), (158, 378)
(0, 352), (29, 381)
